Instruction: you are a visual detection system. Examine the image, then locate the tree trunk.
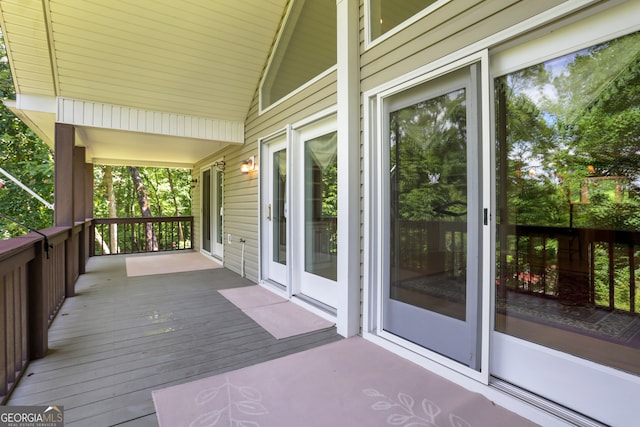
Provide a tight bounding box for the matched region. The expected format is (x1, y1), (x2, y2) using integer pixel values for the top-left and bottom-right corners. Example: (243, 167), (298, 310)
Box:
(94, 227), (111, 254)
(129, 166), (158, 251)
(166, 168), (184, 243)
(103, 165), (120, 253)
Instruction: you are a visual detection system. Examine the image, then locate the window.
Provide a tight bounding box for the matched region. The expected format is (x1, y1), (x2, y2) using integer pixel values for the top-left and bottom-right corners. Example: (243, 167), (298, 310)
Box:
(260, 0), (336, 110)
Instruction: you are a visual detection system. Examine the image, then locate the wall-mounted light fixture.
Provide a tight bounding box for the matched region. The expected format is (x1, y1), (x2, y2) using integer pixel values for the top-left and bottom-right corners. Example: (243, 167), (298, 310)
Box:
(190, 178), (198, 188)
(240, 155), (256, 174)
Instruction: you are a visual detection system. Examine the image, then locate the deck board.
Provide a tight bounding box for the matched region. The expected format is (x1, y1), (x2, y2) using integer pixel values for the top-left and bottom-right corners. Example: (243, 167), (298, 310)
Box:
(7, 255), (340, 426)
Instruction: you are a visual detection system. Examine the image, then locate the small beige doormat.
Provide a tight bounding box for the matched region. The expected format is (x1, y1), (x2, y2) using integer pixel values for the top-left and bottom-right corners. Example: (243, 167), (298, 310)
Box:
(152, 337), (539, 427)
(125, 252), (222, 277)
(219, 285), (335, 339)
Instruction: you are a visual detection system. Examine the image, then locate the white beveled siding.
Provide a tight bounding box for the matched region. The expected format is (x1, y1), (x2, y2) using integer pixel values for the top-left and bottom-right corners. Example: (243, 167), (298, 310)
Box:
(360, 0), (565, 92)
(57, 98), (244, 143)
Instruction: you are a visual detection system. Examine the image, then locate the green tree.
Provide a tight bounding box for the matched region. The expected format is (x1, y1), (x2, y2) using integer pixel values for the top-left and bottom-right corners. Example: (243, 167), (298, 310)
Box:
(553, 34), (640, 230)
(391, 88), (468, 221)
(0, 32), (54, 238)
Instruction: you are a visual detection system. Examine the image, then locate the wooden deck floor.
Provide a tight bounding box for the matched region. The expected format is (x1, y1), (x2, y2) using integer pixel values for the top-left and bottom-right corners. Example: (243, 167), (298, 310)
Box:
(7, 255), (340, 426)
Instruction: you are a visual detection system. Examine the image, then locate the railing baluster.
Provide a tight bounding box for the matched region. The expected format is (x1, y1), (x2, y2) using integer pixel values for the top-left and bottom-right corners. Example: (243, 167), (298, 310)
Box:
(590, 241), (596, 305)
(543, 236), (548, 295)
(629, 243), (636, 313)
(6, 272), (15, 386)
(0, 273), (6, 398)
(609, 242), (615, 309)
(91, 217), (194, 255)
(0, 223), (88, 403)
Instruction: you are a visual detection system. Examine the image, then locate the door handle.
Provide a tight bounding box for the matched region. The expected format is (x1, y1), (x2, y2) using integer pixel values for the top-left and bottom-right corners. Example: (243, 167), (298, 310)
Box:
(267, 204), (272, 221)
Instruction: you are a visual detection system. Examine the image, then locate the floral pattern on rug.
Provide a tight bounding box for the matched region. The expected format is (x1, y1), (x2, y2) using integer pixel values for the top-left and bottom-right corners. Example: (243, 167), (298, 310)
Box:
(364, 388), (472, 427)
(189, 376), (267, 427)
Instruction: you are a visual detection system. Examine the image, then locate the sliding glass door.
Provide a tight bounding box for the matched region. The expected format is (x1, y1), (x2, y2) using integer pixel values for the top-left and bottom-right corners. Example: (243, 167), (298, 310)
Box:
(381, 64), (483, 369)
(491, 29), (640, 426)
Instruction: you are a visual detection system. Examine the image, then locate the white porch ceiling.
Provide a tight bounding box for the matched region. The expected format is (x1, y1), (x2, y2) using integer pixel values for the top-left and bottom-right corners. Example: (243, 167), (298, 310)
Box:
(0, 0), (288, 167)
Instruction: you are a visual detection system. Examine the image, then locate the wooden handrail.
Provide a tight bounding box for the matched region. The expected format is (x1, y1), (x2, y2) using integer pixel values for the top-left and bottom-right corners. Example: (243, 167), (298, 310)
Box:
(92, 216), (194, 255)
(500, 224), (639, 312)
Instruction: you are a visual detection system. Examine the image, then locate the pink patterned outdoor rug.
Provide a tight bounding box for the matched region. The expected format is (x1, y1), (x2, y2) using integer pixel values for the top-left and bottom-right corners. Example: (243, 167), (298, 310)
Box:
(125, 252), (222, 277)
(218, 286), (335, 339)
(152, 337), (538, 427)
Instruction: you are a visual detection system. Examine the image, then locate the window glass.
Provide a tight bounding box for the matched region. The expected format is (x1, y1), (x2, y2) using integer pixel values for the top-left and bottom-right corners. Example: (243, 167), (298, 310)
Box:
(370, 0), (438, 40)
(261, 0), (336, 109)
(495, 31), (640, 375)
(273, 149), (287, 265)
(216, 170), (223, 245)
(390, 86), (468, 321)
(305, 131), (338, 281)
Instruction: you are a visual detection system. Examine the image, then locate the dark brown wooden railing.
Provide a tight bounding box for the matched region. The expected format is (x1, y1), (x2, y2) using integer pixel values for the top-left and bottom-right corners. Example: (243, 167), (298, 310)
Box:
(498, 224), (640, 313)
(397, 221), (639, 313)
(92, 216), (194, 255)
(396, 220), (466, 274)
(1, 216), (192, 403)
(0, 221), (91, 404)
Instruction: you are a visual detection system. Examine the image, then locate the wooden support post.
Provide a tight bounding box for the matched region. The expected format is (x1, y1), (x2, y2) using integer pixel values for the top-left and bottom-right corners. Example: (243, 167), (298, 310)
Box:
(55, 124), (74, 227)
(85, 163), (94, 258)
(73, 147), (85, 223)
(28, 241), (48, 359)
(74, 148), (87, 274)
(55, 123), (76, 297)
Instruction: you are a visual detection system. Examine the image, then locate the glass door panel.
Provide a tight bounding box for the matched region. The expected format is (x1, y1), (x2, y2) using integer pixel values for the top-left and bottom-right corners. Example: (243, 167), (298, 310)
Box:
(262, 137), (288, 287)
(213, 169), (224, 257)
(389, 87), (468, 322)
(492, 30), (640, 425)
(494, 30), (640, 375)
(294, 117), (339, 309)
(202, 169), (211, 253)
(304, 132), (338, 281)
(383, 65), (481, 370)
(273, 149), (287, 266)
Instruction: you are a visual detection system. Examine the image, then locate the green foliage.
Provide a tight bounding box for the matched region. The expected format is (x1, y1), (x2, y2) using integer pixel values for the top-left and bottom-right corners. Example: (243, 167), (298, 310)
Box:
(0, 112), (54, 238)
(497, 30), (640, 312)
(93, 165), (191, 218)
(321, 163), (337, 217)
(0, 32), (54, 238)
(500, 31), (640, 231)
(391, 88), (467, 221)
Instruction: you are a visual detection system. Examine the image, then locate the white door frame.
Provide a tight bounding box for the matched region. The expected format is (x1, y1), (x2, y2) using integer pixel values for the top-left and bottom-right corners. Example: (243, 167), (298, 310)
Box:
(363, 51), (492, 384)
(200, 167), (212, 255)
(291, 113), (339, 309)
(200, 160), (224, 260)
(381, 62), (484, 370)
(260, 131), (290, 290)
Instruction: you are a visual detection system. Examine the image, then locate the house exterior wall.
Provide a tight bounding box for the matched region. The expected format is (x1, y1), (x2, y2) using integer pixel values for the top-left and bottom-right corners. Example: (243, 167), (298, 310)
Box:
(358, 1), (640, 426)
(360, 0), (565, 92)
(194, 72), (337, 282)
(191, 1), (639, 424)
(356, 0), (566, 337)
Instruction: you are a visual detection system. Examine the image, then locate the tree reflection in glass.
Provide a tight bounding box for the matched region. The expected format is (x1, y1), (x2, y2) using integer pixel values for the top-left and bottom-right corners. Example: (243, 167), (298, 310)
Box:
(495, 31), (640, 375)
